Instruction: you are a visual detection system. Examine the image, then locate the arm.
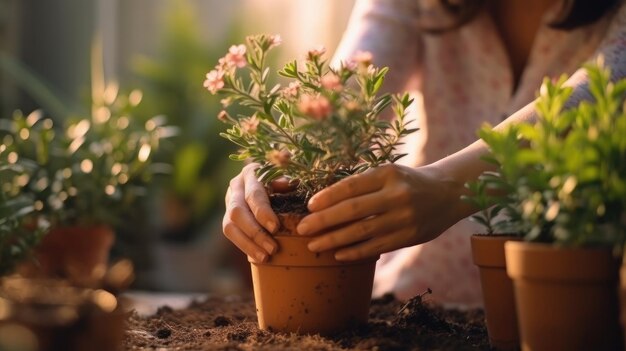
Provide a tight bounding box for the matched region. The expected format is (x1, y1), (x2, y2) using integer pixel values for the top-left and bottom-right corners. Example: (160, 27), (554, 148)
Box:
(298, 3), (626, 260)
(332, 0), (422, 93)
(296, 103), (536, 260)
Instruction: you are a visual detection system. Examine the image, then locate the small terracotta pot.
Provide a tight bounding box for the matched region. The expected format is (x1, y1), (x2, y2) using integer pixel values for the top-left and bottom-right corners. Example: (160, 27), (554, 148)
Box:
(0, 277), (126, 351)
(505, 241), (622, 351)
(250, 235), (378, 335)
(470, 235), (520, 351)
(19, 225), (115, 284)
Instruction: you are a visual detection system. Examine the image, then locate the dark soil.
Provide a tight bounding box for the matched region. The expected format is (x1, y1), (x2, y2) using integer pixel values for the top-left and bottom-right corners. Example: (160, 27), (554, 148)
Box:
(124, 292), (490, 350)
(269, 192), (309, 215)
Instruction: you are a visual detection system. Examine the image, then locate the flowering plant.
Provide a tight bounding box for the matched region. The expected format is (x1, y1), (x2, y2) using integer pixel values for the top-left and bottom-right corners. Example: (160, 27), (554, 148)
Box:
(204, 34), (416, 197)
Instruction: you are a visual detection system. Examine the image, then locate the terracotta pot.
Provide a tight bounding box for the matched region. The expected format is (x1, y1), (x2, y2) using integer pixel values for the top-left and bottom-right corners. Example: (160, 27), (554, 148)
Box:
(250, 234), (378, 335)
(19, 225), (115, 284)
(505, 241), (622, 351)
(0, 277), (126, 351)
(471, 235), (520, 351)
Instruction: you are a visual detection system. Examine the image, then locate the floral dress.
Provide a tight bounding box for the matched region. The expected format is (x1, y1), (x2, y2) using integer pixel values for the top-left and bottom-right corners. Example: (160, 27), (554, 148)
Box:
(333, 0), (626, 307)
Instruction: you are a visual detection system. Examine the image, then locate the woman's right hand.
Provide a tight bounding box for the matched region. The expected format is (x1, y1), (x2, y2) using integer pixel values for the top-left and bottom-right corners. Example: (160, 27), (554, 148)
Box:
(223, 163), (281, 263)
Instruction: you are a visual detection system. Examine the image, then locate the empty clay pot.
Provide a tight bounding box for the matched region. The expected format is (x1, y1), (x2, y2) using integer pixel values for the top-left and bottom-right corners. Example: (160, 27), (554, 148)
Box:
(0, 277), (126, 351)
(505, 241), (621, 351)
(19, 225), (114, 285)
(471, 235), (520, 351)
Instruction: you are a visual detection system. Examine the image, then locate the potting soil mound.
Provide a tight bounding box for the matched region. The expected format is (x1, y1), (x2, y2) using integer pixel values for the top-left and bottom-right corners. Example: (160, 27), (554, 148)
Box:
(124, 292), (489, 350)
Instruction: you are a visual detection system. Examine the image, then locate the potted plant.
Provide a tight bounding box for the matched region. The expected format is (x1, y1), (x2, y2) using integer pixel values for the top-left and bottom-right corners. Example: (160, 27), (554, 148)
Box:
(0, 83), (172, 285)
(463, 173), (521, 350)
(0, 160), (48, 276)
(0, 157), (136, 351)
(204, 34), (415, 334)
(478, 61), (626, 350)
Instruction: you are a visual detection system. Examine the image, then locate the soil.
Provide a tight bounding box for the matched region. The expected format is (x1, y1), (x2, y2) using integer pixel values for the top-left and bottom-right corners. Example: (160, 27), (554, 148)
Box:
(124, 292), (490, 350)
(269, 192), (309, 215)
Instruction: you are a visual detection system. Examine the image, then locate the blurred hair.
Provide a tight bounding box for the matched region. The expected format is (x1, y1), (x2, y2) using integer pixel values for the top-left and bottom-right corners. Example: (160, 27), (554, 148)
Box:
(419, 0), (621, 33)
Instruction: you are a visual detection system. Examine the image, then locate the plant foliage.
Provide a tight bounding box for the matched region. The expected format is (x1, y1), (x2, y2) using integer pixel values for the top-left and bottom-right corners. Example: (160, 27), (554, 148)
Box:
(0, 87), (174, 227)
(0, 161), (47, 275)
(473, 61), (626, 249)
(204, 34), (417, 197)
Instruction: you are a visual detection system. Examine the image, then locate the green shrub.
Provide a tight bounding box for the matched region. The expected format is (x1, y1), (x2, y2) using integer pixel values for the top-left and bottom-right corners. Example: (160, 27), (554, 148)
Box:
(474, 61), (626, 249)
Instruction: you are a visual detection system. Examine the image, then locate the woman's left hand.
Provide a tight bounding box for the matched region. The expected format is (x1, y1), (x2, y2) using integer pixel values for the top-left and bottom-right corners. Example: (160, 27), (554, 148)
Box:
(296, 164), (467, 261)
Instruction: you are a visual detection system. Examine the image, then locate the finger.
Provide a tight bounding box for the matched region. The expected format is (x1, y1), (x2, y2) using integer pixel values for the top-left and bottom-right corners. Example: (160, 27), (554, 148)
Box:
(297, 190), (389, 235)
(333, 229), (412, 261)
(242, 164), (280, 234)
(227, 175), (278, 255)
(306, 212), (405, 252)
(307, 169), (383, 211)
(223, 220), (268, 263)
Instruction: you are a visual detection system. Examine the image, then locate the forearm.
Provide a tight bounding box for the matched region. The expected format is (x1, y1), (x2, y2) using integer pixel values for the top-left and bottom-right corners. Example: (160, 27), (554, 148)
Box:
(423, 102), (538, 221)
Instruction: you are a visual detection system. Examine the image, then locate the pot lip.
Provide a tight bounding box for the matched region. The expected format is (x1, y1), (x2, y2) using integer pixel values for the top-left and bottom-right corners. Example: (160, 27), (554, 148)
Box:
(471, 234), (521, 268)
(251, 235), (379, 267)
(505, 240), (621, 282)
(470, 233), (524, 241)
(249, 259), (378, 268)
(471, 233), (523, 240)
(504, 240), (616, 253)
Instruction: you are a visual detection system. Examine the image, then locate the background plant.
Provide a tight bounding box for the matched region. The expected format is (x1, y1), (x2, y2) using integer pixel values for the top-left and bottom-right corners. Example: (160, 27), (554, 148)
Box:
(476, 61), (626, 249)
(0, 85), (173, 227)
(462, 171), (520, 235)
(0, 160), (47, 275)
(206, 34), (416, 198)
(132, 0), (241, 240)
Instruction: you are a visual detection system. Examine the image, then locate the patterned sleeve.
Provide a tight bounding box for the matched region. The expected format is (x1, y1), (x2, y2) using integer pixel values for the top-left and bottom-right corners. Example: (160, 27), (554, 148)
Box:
(565, 0), (626, 101)
(332, 0), (423, 93)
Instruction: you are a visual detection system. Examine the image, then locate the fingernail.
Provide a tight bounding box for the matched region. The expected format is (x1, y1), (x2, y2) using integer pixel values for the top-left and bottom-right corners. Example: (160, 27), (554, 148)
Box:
(307, 240), (320, 252)
(266, 221), (278, 233)
(256, 252), (267, 263)
(297, 222), (309, 235)
(308, 197), (318, 211)
(262, 241), (277, 255)
(334, 251), (348, 261)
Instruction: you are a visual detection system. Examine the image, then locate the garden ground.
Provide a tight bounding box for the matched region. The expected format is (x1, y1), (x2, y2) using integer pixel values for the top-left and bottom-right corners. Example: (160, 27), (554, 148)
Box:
(124, 292), (489, 350)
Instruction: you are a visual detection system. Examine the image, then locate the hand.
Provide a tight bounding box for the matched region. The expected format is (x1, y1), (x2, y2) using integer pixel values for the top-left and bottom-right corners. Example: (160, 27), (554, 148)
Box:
(296, 164), (468, 261)
(223, 163), (291, 263)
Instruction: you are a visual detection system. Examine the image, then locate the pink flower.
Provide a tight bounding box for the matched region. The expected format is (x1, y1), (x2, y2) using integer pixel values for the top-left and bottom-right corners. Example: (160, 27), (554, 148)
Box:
(217, 110), (229, 122)
(217, 57), (229, 70)
(299, 95), (332, 120)
(267, 149), (291, 167)
(282, 81), (301, 98)
(307, 46), (327, 61)
(203, 70), (225, 94)
(240, 115), (260, 134)
(268, 34), (282, 48)
(224, 44), (247, 68)
(321, 73), (342, 91)
(341, 60), (358, 72)
(345, 100), (360, 111)
(352, 50), (373, 65)
(220, 98), (232, 107)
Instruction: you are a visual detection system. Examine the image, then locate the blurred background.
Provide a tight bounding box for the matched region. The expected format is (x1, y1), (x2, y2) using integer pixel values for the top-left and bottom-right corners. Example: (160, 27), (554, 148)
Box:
(0, 0), (355, 294)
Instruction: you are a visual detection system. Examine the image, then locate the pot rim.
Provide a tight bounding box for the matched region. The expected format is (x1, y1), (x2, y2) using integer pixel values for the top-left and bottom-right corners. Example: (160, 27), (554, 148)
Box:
(505, 241), (620, 282)
(249, 235), (379, 267)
